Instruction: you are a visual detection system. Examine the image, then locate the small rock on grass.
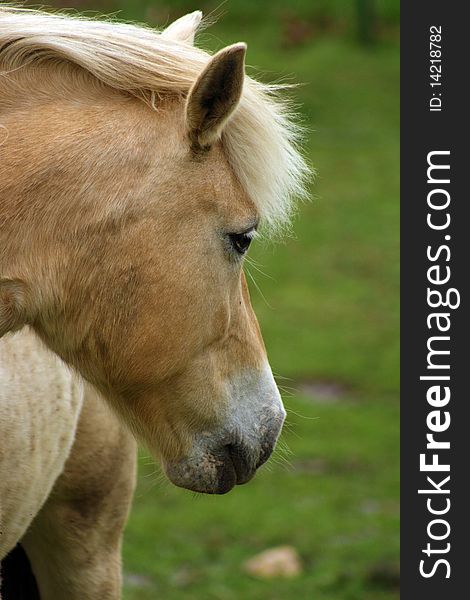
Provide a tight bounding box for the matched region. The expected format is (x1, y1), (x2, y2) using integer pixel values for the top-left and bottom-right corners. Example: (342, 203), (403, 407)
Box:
(243, 546), (302, 579)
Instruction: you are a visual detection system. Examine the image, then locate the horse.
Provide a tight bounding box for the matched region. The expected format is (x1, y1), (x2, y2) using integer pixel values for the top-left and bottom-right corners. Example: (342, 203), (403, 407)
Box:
(0, 7), (309, 598)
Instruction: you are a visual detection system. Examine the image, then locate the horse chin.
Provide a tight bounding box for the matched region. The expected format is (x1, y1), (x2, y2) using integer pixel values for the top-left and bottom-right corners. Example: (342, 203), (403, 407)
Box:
(162, 427), (279, 494)
(163, 451), (239, 495)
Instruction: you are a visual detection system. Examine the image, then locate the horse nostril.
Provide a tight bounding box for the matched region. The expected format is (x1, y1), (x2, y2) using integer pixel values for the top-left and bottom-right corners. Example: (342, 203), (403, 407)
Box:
(225, 443), (253, 484)
(226, 442), (245, 465)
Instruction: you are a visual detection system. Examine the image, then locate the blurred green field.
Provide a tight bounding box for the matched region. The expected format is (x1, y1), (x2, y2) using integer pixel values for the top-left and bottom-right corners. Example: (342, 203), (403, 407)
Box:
(28, 1), (400, 598)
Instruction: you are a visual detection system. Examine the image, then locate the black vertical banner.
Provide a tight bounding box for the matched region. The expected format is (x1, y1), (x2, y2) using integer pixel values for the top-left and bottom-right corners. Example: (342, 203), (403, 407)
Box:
(401, 2), (470, 599)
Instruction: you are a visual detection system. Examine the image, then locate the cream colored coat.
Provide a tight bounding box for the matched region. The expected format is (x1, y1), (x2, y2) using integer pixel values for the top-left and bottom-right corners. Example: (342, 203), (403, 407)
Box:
(0, 329), (137, 598)
(0, 329), (83, 558)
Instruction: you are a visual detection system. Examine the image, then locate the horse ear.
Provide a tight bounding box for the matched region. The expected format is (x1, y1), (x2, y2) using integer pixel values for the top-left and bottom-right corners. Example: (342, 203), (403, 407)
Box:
(186, 43), (246, 149)
(0, 279), (31, 337)
(161, 11), (202, 45)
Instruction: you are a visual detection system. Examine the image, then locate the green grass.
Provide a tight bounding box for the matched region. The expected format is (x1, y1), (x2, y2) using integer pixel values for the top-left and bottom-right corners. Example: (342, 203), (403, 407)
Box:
(29, 1), (400, 598)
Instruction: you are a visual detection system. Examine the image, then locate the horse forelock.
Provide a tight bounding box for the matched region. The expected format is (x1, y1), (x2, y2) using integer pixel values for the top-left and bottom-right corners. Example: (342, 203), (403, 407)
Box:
(0, 6), (310, 235)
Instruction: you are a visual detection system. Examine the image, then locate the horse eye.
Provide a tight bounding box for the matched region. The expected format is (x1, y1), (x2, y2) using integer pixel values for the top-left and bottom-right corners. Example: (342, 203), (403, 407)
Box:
(228, 231), (254, 255)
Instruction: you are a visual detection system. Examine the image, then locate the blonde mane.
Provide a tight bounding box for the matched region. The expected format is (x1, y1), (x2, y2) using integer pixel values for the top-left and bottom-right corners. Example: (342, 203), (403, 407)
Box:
(0, 6), (309, 234)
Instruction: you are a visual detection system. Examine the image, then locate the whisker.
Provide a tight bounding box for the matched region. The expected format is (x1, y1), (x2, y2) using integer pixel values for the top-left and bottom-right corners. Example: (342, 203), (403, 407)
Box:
(278, 384), (300, 394)
(245, 266), (273, 309)
(278, 386), (296, 398)
(245, 256), (275, 281)
(285, 407), (320, 421)
(270, 452), (294, 471)
(272, 372), (295, 382)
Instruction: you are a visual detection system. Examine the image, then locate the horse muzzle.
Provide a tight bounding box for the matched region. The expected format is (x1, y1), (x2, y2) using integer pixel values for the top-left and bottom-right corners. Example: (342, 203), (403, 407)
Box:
(163, 364), (286, 493)
(164, 406), (285, 494)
